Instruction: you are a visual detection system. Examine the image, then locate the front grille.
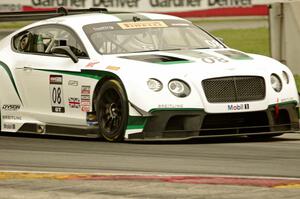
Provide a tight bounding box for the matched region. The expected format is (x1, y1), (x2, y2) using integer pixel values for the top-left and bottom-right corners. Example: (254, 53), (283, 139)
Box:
(202, 76), (265, 103)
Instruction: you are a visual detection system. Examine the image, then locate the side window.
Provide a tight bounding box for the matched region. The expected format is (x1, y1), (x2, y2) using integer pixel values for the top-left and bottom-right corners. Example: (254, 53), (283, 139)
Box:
(13, 25), (88, 57)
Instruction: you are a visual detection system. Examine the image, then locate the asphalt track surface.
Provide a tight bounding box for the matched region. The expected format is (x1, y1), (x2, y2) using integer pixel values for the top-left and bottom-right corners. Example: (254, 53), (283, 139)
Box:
(1, 133), (300, 177)
(0, 133), (300, 198)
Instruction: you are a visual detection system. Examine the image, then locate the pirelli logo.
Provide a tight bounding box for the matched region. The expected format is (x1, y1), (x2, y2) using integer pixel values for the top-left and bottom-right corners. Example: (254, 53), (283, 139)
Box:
(118, 21), (168, 29)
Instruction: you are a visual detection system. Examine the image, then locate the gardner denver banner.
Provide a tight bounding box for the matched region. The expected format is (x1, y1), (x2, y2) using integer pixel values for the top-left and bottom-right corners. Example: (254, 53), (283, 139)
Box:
(0, 0), (294, 17)
(0, 0), (267, 17)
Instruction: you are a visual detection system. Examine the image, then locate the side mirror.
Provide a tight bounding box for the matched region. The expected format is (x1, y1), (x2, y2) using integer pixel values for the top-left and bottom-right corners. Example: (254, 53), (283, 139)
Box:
(51, 46), (78, 63)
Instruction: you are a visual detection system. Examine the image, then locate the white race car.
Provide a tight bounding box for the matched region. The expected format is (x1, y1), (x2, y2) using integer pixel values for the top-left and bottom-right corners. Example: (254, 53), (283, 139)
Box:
(0, 8), (299, 142)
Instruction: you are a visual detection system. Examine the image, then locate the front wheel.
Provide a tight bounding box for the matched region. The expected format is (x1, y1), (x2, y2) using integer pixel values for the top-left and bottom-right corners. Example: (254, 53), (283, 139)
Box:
(95, 79), (128, 142)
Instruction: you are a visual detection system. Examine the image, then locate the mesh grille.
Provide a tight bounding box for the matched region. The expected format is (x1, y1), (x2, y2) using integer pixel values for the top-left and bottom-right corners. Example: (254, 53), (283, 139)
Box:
(202, 76), (265, 103)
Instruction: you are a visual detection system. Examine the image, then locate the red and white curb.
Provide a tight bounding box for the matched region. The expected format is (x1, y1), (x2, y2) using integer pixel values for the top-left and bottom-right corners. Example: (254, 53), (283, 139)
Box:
(0, 171), (299, 188)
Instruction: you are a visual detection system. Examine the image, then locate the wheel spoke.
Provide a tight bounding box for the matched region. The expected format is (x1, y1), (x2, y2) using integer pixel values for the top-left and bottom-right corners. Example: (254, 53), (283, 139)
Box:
(104, 117), (113, 131)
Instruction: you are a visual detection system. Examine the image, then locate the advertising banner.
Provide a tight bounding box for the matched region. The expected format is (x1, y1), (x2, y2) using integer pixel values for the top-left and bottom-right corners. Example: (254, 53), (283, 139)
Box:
(0, 0), (298, 17)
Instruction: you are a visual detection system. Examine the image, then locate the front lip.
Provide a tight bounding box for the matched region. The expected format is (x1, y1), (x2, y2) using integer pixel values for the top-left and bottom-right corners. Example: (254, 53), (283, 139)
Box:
(125, 101), (299, 140)
(125, 130), (299, 141)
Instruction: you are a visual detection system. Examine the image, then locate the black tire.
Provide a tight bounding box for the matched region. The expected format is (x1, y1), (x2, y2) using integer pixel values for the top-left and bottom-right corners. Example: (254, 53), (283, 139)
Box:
(95, 79), (128, 142)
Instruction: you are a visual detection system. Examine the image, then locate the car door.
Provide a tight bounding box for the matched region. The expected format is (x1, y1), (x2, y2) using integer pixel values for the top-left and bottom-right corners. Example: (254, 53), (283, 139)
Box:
(13, 25), (92, 126)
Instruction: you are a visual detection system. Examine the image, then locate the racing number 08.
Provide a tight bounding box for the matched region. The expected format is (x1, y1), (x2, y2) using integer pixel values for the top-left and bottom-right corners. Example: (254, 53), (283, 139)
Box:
(52, 87), (62, 104)
(49, 74), (65, 113)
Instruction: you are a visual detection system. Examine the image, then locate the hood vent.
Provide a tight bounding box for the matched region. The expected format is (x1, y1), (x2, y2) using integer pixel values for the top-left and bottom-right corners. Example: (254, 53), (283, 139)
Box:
(120, 54), (191, 64)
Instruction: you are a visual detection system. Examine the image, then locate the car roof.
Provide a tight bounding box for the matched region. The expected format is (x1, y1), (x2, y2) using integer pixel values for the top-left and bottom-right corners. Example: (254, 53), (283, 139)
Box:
(31, 12), (189, 28)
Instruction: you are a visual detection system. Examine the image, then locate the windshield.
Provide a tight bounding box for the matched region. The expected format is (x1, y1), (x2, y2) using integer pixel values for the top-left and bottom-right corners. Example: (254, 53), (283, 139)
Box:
(83, 20), (224, 55)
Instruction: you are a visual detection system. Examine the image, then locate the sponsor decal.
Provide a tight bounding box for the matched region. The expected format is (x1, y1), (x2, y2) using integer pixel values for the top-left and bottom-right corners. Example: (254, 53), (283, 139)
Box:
(81, 95), (90, 101)
(81, 95), (91, 112)
(85, 61), (100, 68)
(81, 85), (91, 112)
(2, 115), (21, 120)
(49, 75), (63, 84)
(227, 104), (250, 111)
(150, 0), (202, 7)
(31, 0), (87, 7)
(81, 101), (90, 106)
(68, 80), (78, 86)
(2, 105), (21, 111)
(68, 97), (80, 109)
(81, 106), (90, 112)
(49, 75), (65, 113)
(93, 0), (140, 8)
(118, 21), (168, 29)
(1, 1), (271, 17)
(208, 0), (251, 6)
(81, 85), (91, 95)
(3, 123), (16, 130)
(106, 65), (120, 71)
(158, 104), (184, 109)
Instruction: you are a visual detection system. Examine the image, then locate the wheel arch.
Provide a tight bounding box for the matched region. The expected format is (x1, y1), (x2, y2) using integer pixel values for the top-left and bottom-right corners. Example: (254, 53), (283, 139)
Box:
(92, 73), (128, 112)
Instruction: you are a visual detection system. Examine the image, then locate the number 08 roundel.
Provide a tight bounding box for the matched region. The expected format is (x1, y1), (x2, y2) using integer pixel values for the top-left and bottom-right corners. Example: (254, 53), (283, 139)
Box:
(49, 75), (65, 113)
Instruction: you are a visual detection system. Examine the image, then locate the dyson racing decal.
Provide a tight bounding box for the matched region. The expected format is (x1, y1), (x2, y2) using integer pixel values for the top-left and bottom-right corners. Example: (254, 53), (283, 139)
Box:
(49, 75), (65, 113)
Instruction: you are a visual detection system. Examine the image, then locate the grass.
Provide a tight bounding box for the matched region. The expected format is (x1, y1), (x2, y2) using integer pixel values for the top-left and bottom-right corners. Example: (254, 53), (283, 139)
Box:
(295, 75), (300, 92)
(211, 28), (270, 56)
(191, 18), (267, 24)
(0, 22), (32, 29)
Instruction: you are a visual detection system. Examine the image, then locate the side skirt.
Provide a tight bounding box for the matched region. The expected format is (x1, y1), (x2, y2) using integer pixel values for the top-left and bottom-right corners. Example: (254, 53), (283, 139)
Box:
(18, 123), (99, 138)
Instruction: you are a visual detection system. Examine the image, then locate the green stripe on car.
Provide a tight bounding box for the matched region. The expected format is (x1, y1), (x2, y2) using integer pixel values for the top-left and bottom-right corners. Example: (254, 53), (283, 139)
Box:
(34, 69), (117, 80)
(0, 61), (23, 105)
(127, 116), (148, 130)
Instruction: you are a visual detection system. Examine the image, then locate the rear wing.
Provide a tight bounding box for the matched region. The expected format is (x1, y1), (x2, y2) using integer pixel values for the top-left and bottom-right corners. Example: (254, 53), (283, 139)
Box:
(0, 7), (108, 22)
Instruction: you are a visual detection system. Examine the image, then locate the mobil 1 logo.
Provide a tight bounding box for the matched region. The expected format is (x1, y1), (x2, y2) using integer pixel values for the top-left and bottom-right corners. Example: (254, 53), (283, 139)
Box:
(49, 75), (65, 113)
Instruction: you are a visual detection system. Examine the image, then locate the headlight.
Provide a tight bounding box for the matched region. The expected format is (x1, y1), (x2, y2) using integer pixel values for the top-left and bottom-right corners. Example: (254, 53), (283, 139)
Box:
(147, 78), (163, 92)
(270, 74), (282, 92)
(168, 79), (191, 97)
(282, 71), (289, 84)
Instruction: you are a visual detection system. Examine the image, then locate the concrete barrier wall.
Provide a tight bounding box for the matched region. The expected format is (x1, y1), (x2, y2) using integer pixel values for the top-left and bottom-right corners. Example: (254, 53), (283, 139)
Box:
(270, 2), (300, 75)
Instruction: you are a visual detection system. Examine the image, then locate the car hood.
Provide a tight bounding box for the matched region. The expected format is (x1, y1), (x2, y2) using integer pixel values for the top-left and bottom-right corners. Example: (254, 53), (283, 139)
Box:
(89, 48), (297, 113)
(102, 48), (288, 80)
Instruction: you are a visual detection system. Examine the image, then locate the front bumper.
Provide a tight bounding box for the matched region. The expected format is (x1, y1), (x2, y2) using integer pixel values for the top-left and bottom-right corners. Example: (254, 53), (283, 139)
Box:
(127, 102), (299, 140)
